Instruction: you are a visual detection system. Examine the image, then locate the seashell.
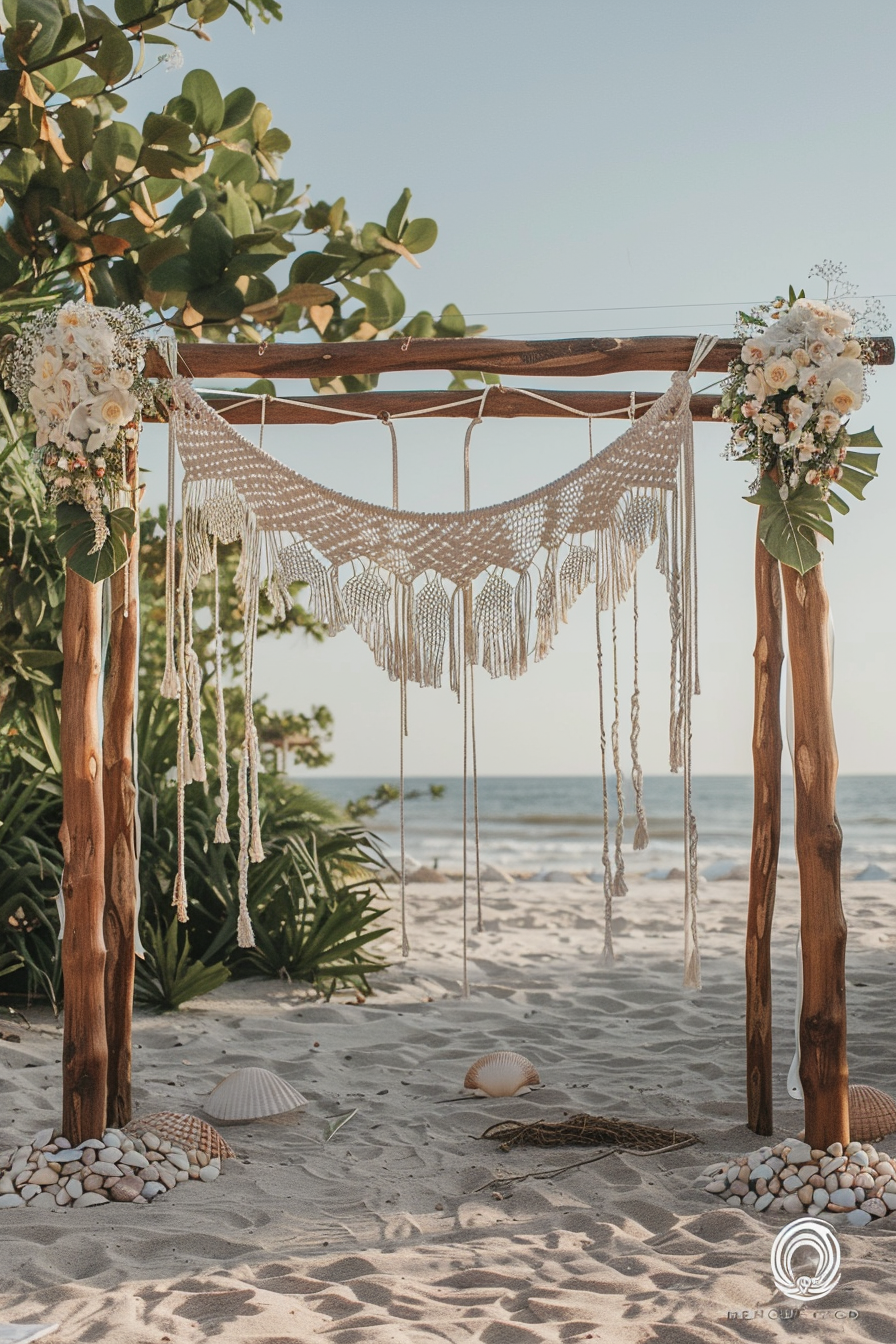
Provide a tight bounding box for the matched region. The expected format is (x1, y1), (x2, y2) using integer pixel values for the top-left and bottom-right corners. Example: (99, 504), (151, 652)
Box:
(202, 1067), (307, 1124)
(124, 1112), (236, 1159)
(849, 1085), (896, 1143)
(463, 1052), (540, 1097)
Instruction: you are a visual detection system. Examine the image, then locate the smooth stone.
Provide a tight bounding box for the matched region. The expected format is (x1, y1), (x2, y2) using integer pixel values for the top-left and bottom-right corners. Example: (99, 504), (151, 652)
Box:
(754, 1179), (768, 1197)
(145, 1152), (164, 1164)
(846, 1209), (873, 1226)
(54, 1148), (85, 1163)
(28, 1168), (58, 1187)
(821, 1156), (846, 1176)
(0, 1193), (24, 1208)
(767, 1157), (785, 1173)
(188, 1165), (200, 1179)
(109, 1175), (144, 1202)
(768, 1178), (781, 1194)
(830, 1188), (857, 1209)
(742, 1192), (757, 1207)
(725, 1195), (741, 1206)
(8, 1159), (28, 1179)
(769, 1197), (785, 1211)
(174, 1170), (189, 1183)
(754, 1192), (774, 1211)
(798, 1165), (819, 1181)
(729, 1179), (749, 1197)
(705, 1180), (726, 1194)
(196, 1150), (209, 1168)
(809, 1175), (825, 1188)
(855, 1189), (865, 1204)
(142, 1181), (166, 1200)
(787, 1142), (813, 1165)
(157, 1171), (176, 1191)
(167, 1151), (190, 1172)
(839, 1174), (855, 1188)
(726, 1164), (741, 1182)
(867, 1148), (881, 1165)
(198, 1164), (219, 1182)
(60, 1162), (82, 1177)
(0, 1176), (14, 1196)
(20, 1185), (39, 1202)
(856, 1173), (875, 1190)
(74, 1192), (108, 1207)
(825, 1175), (840, 1193)
(141, 1133), (161, 1151)
(846, 1142), (863, 1156)
(884, 1193), (896, 1211)
(91, 1162), (124, 1179)
(31, 1128), (54, 1148)
(14, 1171), (34, 1189)
(54, 1189), (71, 1206)
(103, 1178), (121, 1189)
(811, 1149), (827, 1161)
(159, 1141), (172, 1153)
(750, 1164), (774, 1182)
(782, 1194), (803, 1214)
(782, 1175), (803, 1193)
(852, 1151), (869, 1168)
(142, 1164), (160, 1182)
(813, 1188), (830, 1208)
(827, 1143), (844, 1157)
(80, 1150), (98, 1167)
(876, 1162), (895, 1177)
(82, 1174), (105, 1193)
(863, 1198), (888, 1218)
(65, 1178), (83, 1199)
(99, 1147), (124, 1164)
(798, 1186), (815, 1206)
(121, 1139), (135, 1153)
(120, 1151), (148, 1170)
(886, 1180), (896, 1193)
(31, 1192), (56, 1209)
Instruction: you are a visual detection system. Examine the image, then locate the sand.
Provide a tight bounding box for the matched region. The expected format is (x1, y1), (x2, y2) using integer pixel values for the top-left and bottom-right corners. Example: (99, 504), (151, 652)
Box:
(2, 874), (896, 1342)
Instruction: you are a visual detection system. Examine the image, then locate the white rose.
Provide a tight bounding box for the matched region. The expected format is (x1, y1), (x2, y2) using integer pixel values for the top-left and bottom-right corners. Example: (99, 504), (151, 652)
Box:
(825, 379), (863, 415)
(744, 369), (768, 403)
(741, 338), (770, 365)
(792, 347), (811, 368)
(786, 396), (812, 432)
(797, 365), (823, 396)
(816, 408), (841, 438)
(794, 297), (833, 322)
(808, 339), (833, 364)
(764, 356), (798, 390)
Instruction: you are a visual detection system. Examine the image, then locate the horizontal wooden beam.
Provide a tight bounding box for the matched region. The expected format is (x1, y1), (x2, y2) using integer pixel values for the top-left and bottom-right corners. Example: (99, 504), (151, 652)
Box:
(144, 334), (896, 383)
(190, 388), (724, 424)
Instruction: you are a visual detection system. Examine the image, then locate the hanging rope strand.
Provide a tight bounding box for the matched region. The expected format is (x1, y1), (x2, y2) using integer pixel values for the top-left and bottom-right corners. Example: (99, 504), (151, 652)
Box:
(611, 602), (627, 902)
(630, 570), (649, 849)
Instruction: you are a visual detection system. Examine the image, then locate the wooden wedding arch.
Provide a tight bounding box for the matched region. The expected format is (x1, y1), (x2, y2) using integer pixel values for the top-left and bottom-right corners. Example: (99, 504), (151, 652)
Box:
(59, 332), (894, 1151)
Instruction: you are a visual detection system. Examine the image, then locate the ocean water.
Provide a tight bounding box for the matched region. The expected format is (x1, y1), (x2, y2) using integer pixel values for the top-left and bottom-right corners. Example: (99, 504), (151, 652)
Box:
(304, 775), (896, 876)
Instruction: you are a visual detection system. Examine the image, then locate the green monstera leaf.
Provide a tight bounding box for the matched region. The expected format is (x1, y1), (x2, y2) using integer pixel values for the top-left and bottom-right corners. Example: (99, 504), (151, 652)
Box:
(746, 476), (834, 576)
(55, 502), (136, 583)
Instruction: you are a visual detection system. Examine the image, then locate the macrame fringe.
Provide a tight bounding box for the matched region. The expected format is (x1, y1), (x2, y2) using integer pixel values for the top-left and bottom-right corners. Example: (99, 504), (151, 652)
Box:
(212, 539), (230, 843)
(161, 412), (179, 699)
(610, 603), (627, 903)
(630, 571), (649, 850)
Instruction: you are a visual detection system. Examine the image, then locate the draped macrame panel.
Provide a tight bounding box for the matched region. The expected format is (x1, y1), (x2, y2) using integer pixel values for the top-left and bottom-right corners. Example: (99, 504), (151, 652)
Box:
(164, 360), (705, 990)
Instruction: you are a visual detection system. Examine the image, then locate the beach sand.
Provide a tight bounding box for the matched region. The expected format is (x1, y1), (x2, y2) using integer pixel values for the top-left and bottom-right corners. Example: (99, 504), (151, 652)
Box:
(2, 874), (896, 1342)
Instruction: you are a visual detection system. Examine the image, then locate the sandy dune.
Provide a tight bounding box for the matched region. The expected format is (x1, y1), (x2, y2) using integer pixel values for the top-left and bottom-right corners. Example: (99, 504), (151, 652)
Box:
(2, 874), (895, 1342)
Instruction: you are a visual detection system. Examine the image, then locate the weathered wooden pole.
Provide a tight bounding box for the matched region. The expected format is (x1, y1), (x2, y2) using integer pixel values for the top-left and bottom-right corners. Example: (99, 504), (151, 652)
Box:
(781, 560), (849, 1150)
(745, 526), (784, 1135)
(60, 569), (108, 1143)
(102, 449), (140, 1128)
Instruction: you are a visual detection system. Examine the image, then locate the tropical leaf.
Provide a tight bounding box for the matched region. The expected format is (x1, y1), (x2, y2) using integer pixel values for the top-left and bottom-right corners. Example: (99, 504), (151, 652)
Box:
(746, 476), (833, 575)
(54, 502), (136, 583)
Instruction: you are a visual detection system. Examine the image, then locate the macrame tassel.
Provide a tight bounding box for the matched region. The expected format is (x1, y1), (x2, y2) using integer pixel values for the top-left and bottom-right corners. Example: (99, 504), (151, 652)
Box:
(559, 544), (595, 623)
(173, 527), (189, 921)
(161, 411), (180, 699)
(399, 673), (409, 957)
(236, 742), (255, 948)
(414, 576), (450, 688)
(474, 571), (515, 678)
(449, 584), (463, 700)
(514, 570), (531, 678)
(343, 565), (394, 672)
(211, 540), (230, 843)
(680, 398), (701, 989)
(183, 586), (206, 784)
(595, 584), (613, 964)
(469, 662), (483, 933)
(630, 570), (649, 850)
(535, 549), (559, 661)
(610, 603), (627, 902)
(461, 584), (474, 997)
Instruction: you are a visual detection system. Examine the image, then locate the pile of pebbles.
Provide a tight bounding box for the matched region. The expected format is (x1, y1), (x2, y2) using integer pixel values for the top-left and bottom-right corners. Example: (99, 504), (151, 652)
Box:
(700, 1137), (896, 1226)
(0, 1126), (221, 1209)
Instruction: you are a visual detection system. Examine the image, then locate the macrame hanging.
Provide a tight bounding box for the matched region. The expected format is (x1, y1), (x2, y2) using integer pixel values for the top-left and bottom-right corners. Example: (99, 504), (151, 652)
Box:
(161, 338), (716, 989)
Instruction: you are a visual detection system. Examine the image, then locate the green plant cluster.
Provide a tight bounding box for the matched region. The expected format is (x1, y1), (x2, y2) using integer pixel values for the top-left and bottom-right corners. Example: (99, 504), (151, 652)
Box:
(0, 0), (483, 394)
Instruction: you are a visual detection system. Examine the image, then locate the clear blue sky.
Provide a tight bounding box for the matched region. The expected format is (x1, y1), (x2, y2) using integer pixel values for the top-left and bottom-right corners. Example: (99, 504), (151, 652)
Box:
(139, 0), (896, 775)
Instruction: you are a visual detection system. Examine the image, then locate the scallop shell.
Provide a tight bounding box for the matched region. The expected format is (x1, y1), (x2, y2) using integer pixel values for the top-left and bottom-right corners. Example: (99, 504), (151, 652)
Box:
(849, 1084), (896, 1143)
(463, 1052), (540, 1097)
(202, 1067), (307, 1124)
(125, 1111), (236, 1159)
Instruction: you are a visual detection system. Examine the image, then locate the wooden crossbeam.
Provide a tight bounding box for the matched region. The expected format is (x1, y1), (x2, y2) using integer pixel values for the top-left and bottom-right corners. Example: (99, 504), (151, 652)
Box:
(194, 389), (723, 424)
(144, 334), (896, 383)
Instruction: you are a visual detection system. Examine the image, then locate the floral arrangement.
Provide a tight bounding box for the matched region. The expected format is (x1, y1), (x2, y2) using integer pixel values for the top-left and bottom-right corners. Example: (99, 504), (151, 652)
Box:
(717, 265), (887, 572)
(7, 301), (159, 556)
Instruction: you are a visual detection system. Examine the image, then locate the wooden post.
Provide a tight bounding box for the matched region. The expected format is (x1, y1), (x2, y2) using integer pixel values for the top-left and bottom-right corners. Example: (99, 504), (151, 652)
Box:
(60, 569), (108, 1143)
(781, 560), (849, 1150)
(102, 459), (139, 1128)
(746, 528), (784, 1135)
